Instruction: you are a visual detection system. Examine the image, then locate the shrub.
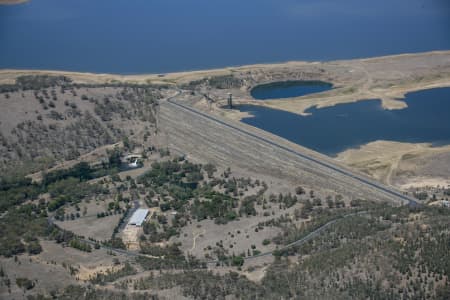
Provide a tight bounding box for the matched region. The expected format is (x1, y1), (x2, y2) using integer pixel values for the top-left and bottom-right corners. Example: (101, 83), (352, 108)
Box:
(16, 277), (35, 290)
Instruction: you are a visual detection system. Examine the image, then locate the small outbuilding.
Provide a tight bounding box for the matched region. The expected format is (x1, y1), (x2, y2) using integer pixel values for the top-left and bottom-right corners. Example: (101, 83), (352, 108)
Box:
(128, 208), (149, 226)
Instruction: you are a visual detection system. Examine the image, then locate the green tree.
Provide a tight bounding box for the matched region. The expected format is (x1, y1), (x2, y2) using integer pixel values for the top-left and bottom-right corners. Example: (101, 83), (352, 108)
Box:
(295, 186), (305, 195)
(231, 256), (244, 267)
(26, 241), (42, 255)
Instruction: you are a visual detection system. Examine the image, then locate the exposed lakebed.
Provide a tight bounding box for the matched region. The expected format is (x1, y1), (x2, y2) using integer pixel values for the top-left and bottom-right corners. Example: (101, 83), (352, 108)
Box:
(239, 87), (450, 156)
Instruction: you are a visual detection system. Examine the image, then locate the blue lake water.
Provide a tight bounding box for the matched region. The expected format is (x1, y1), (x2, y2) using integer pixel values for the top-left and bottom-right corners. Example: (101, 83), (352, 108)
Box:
(238, 87), (450, 156)
(251, 81), (333, 100)
(0, 0), (449, 74)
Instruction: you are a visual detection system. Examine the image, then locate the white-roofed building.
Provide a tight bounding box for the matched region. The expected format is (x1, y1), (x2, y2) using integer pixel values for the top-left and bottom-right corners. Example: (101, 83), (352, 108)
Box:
(128, 208), (149, 226)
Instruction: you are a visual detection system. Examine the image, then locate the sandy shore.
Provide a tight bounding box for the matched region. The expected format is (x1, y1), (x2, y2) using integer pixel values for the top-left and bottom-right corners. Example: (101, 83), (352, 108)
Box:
(0, 60), (313, 86)
(229, 51), (450, 117)
(0, 0), (28, 4)
(2, 51), (449, 190)
(2, 51), (450, 118)
(2, 51), (449, 103)
(336, 140), (450, 189)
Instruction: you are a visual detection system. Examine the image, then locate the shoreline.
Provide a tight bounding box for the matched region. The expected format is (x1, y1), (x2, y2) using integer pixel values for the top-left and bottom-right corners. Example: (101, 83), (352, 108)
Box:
(3, 50), (450, 118)
(336, 140), (450, 189)
(0, 0), (28, 5)
(227, 81), (450, 122)
(1, 50), (449, 191)
(1, 50), (449, 84)
(0, 49), (448, 78)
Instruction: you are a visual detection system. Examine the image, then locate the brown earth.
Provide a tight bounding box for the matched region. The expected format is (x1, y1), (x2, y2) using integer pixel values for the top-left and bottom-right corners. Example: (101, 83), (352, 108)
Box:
(336, 141), (450, 189)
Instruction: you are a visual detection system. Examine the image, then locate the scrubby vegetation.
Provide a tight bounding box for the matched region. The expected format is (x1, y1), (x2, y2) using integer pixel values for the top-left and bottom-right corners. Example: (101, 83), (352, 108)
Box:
(1, 146), (448, 300)
(0, 75), (72, 93)
(28, 284), (160, 300)
(0, 157), (125, 257)
(128, 205), (450, 300)
(89, 262), (136, 285)
(137, 158), (266, 227)
(136, 242), (205, 271)
(0, 76), (449, 299)
(0, 78), (162, 171)
(182, 74), (244, 90)
(0, 205), (48, 257)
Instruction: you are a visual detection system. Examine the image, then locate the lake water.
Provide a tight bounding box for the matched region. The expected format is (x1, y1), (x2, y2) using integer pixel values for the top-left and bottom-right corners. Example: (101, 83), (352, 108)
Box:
(238, 87), (450, 156)
(251, 81), (333, 100)
(0, 0), (449, 73)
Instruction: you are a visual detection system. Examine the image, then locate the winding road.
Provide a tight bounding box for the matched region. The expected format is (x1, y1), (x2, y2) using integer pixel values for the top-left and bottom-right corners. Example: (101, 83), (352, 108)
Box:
(52, 90), (420, 264)
(51, 211), (369, 264)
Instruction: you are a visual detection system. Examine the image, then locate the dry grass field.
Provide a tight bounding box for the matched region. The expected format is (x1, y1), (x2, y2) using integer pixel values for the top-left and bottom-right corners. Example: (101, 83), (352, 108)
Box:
(0, 51), (449, 299)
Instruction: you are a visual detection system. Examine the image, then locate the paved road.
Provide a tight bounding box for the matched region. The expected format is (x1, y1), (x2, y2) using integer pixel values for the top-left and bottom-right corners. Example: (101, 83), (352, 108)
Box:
(164, 90), (419, 207)
(50, 211), (369, 264)
(242, 211), (368, 262)
(48, 92), (420, 264)
(122, 212), (364, 262)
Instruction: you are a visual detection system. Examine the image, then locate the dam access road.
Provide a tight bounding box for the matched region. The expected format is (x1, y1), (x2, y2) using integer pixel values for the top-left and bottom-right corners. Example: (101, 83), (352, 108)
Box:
(1, 51), (448, 201)
(160, 90), (419, 207)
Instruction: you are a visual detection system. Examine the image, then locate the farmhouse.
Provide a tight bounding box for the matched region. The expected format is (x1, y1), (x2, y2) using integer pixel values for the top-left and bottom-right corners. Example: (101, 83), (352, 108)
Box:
(128, 208), (149, 226)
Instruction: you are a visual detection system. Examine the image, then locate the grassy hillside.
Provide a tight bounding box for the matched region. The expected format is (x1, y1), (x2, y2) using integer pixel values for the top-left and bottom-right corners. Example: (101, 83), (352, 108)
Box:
(0, 75), (162, 173)
(0, 75), (448, 300)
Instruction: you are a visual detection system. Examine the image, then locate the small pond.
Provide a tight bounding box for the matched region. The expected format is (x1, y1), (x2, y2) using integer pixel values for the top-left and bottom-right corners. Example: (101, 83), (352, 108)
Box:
(250, 80), (333, 100)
